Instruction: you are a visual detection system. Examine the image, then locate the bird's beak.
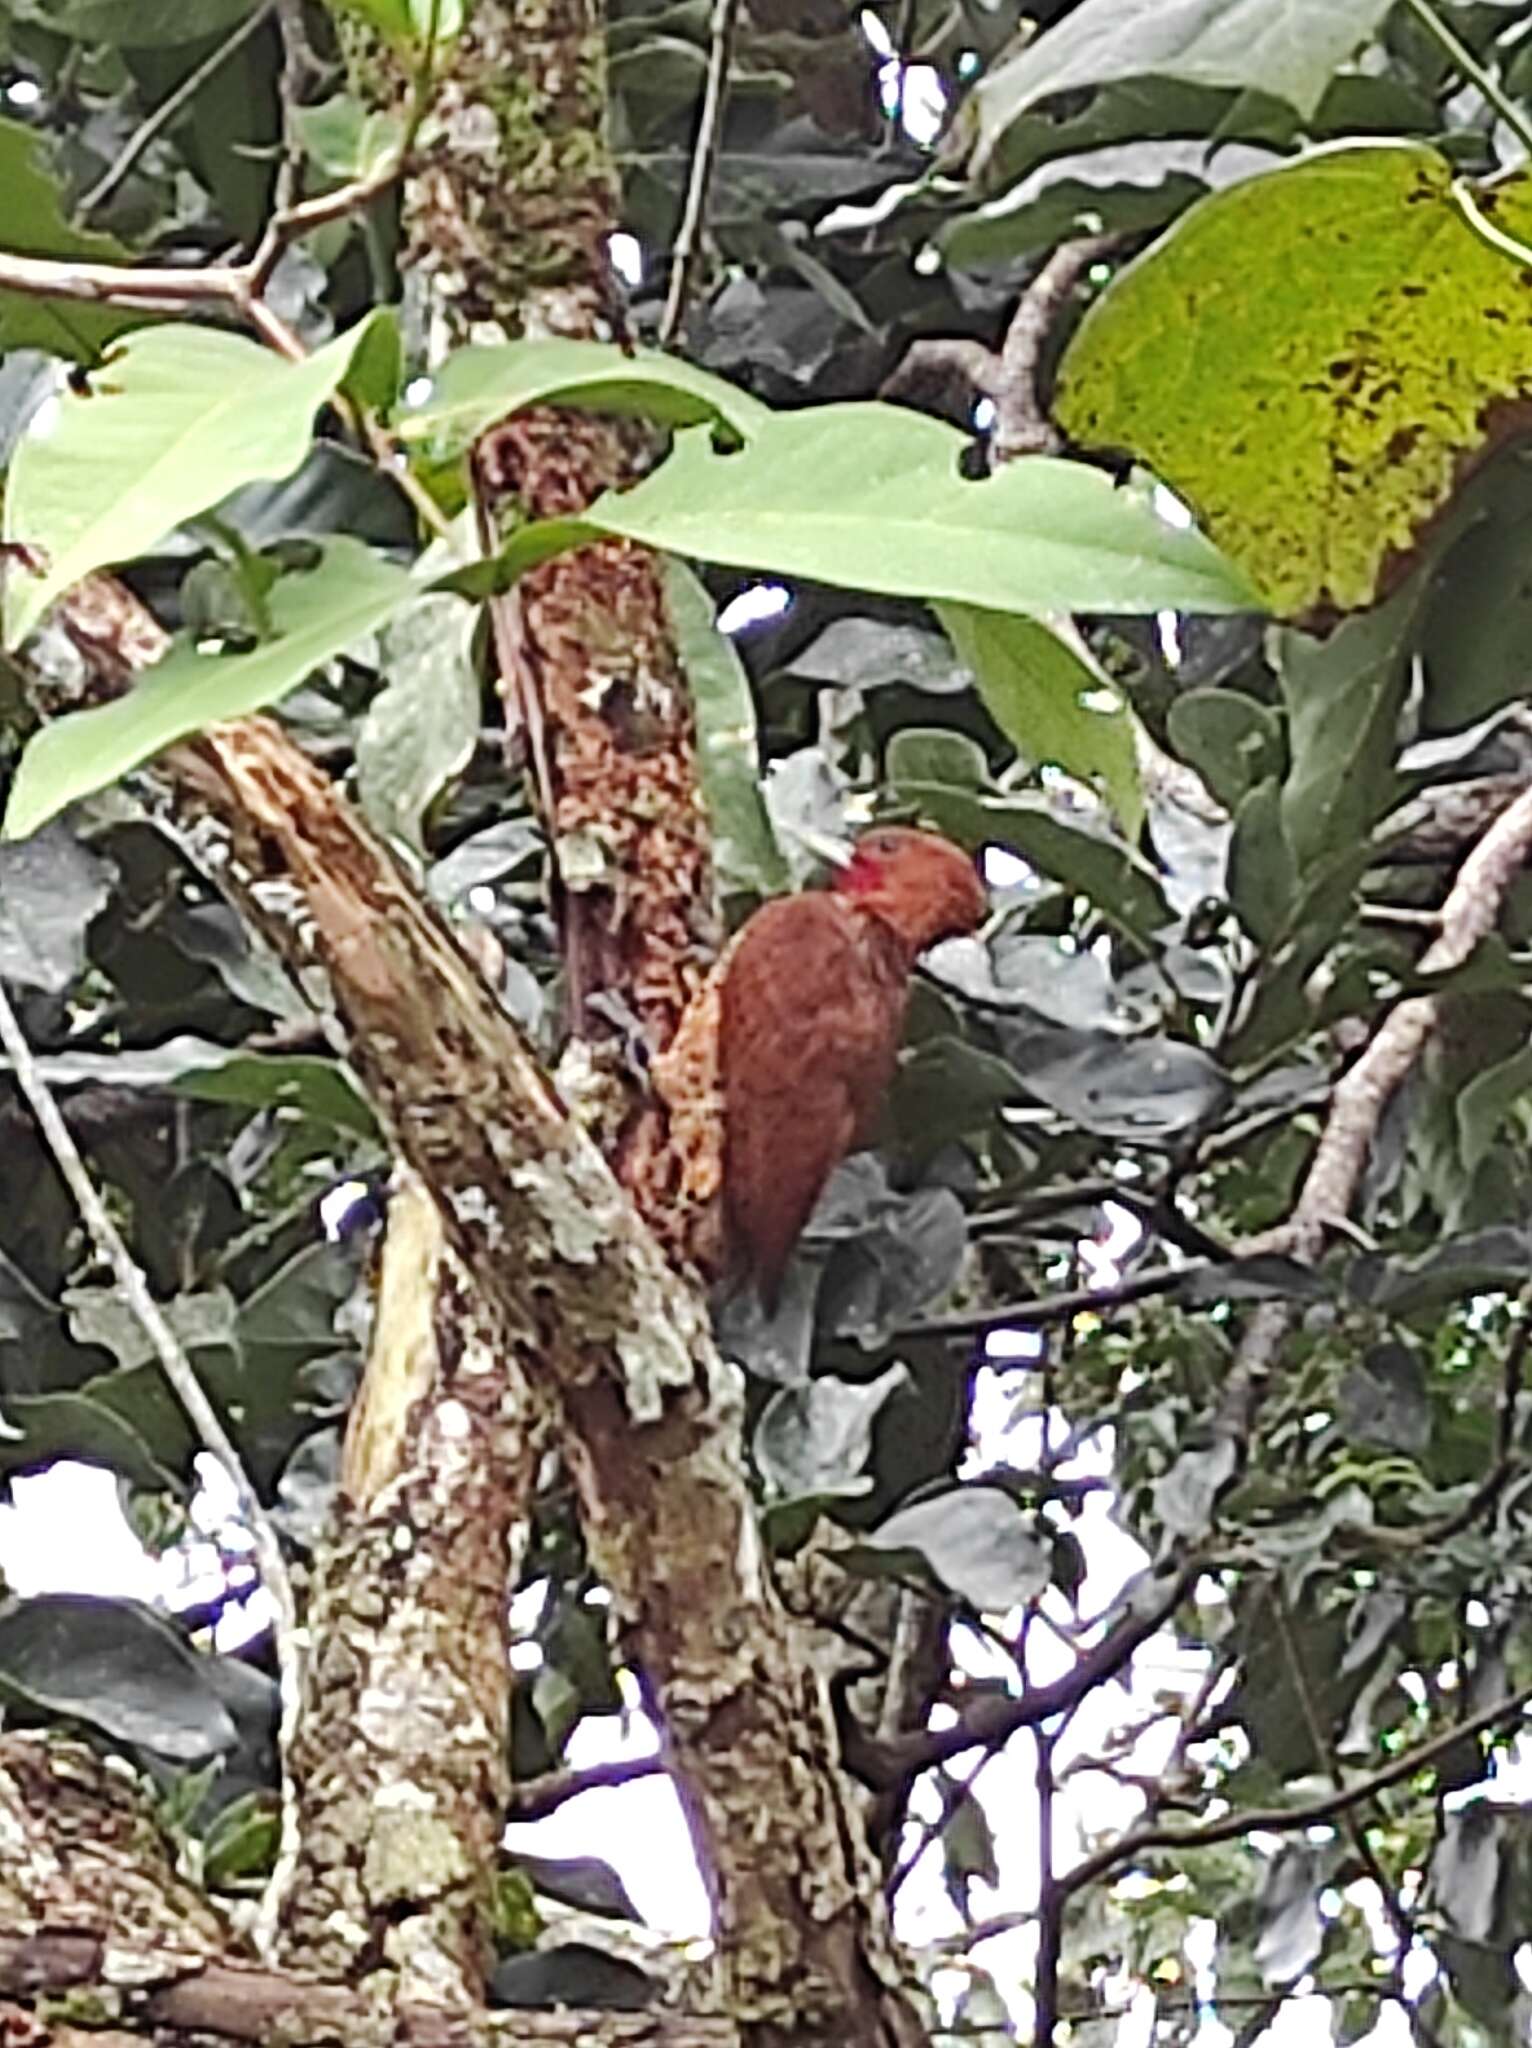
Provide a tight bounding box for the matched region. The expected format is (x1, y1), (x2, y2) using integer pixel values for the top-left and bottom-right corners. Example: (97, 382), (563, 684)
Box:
(790, 826), (856, 869)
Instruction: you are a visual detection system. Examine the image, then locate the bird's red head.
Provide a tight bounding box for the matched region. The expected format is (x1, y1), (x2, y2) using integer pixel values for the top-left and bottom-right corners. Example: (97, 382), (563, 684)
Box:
(833, 826), (986, 956)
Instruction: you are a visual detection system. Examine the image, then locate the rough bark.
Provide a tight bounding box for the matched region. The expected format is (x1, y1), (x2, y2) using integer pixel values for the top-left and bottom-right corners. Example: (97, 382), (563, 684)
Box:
(32, 577), (928, 2048)
(393, 0), (722, 1198)
(276, 1179), (538, 1994)
(0, 1739), (735, 2047)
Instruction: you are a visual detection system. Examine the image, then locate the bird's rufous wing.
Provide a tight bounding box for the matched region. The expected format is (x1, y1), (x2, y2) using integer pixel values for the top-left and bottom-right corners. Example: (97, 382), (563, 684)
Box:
(719, 894), (905, 1308)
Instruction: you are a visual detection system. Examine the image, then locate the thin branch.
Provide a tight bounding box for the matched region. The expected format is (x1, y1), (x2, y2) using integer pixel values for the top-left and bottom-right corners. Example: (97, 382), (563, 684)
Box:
(0, 141), (409, 331)
(77, 3), (277, 218)
(658, 0), (742, 346)
(1401, 0), (1532, 155)
(1223, 780), (1532, 1406)
(1272, 1584), (1425, 2024)
(1271, 783), (1532, 1262)
(989, 234), (1115, 463)
(877, 337), (1000, 424)
(874, 1561), (1202, 1784)
(888, 1738), (998, 1901)
(505, 1752), (665, 1820)
(0, 978), (303, 1962)
(0, 1930), (738, 2047)
(897, 1260), (1214, 1340)
(1032, 1721), (1062, 2048)
(1056, 1682), (1532, 1902)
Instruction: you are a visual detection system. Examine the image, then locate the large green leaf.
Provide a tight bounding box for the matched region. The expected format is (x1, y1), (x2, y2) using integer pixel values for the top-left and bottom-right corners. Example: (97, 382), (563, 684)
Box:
(964, 0), (1396, 179)
(396, 337), (769, 454)
(0, 117), (149, 359)
(1057, 147), (1532, 618)
(0, 1594), (237, 1760)
(664, 560), (787, 896)
(2, 313), (396, 649)
(23, 0), (257, 43)
(484, 405), (1257, 616)
(937, 603), (1143, 836)
(5, 539), (419, 840)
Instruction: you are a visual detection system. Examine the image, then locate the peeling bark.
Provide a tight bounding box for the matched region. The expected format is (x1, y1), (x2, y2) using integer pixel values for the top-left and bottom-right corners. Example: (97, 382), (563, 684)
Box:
(0, 1749), (736, 2044)
(39, 579), (928, 2046)
(392, 0), (722, 1189)
(277, 1179), (538, 1996)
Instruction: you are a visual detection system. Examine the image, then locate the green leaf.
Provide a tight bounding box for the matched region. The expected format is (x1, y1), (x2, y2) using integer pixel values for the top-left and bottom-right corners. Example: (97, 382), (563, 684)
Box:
(291, 95), (407, 183)
(937, 602), (1144, 835)
(356, 593), (480, 855)
(1337, 1343), (1431, 1455)
(1166, 689), (1283, 813)
(754, 1364), (908, 1501)
(963, 0), (1394, 179)
(0, 823), (113, 993)
(5, 539), (419, 841)
(3, 313), (396, 649)
(28, 0), (258, 43)
(664, 560), (788, 895)
(997, 1017), (1231, 1138)
(1276, 579), (1420, 878)
(996, 810), (1174, 949)
(853, 1485), (1051, 1611)
(396, 337), (769, 455)
(0, 117), (149, 358)
(941, 138), (1276, 270)
(1419, 457), (1532, 734)
(0, 1388), (178, 1491)
(1254, 1845), (1327, 1986)
(1057, 148), (1532, 617)
(171, 1053), (379, 1138)
(202, 1790), (281, 1885)
(326, 0), (464, 48)
(1227, 780), (1297, 946)
(485, 406), (1257, 617)
(0, 1594), (237, 1760)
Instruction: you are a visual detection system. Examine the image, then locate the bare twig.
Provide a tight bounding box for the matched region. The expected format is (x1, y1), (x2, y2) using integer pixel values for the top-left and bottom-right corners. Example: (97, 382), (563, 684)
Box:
(877, 337), (1000, 424)
(896, 1260), (1215, 1341)
(0, 978), (303, 1961)
(76, 3), (277, 219)
(1267, 782), (1532, 1264)
(1222, 781), (1532, 1406)
(506, 1752), (665, 1821)
(0, 161), (401, 326)
(658, 0), (742, 346)
(873, 1561), (1202, 1785)
(989, 234), (1115, 464)
(1056, 1681), (1532, 1901)
(1401, 0), (1532, 155)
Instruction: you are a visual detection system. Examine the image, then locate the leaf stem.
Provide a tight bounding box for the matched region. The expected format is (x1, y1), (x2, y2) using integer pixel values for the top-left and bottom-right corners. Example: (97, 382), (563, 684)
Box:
(1402, 0), (1532, 158)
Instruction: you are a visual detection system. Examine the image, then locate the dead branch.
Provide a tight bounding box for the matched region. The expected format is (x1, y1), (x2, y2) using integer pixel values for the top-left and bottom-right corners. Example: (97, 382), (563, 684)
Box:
(0, 1931), (735, 2048)
(32, 569), (919, 2048)
(990, 234), (1115, 463)
(1223, 778), (1532, 1409)
(659, 0), (743, 345)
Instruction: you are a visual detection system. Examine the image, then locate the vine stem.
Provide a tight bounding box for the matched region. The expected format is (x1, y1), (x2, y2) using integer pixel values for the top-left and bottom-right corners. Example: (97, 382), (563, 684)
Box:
(0, 978), (304, 1961)
(659, 0), (741, 346)
(1401, 0), (1532, 157)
